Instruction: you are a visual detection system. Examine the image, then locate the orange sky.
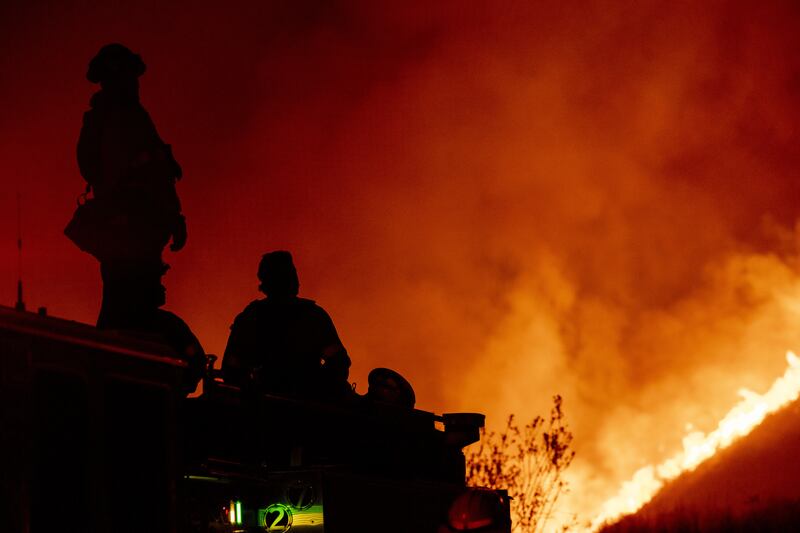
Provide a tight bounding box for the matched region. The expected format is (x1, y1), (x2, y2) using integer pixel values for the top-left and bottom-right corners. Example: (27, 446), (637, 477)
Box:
(2, 0), (800, 525)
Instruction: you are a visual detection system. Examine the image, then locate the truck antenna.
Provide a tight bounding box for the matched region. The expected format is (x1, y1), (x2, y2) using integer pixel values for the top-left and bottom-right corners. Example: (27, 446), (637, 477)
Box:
(15, 192), (26, 312)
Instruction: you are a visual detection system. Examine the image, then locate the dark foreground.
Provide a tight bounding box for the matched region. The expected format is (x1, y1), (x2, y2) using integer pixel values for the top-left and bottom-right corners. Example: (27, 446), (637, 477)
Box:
(0, 305), (509, 533)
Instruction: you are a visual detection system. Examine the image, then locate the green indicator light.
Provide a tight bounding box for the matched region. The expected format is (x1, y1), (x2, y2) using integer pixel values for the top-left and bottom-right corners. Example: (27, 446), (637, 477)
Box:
(229, 500), (244, 524)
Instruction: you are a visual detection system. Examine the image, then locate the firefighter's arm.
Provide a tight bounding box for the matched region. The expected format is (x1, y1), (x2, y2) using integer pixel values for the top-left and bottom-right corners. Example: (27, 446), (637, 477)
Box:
(321, 343), (351, 382)
(317, 307), (350, 381)
(221, 319), (249, 387)
(170, 213), (187, 251)
(155, 175), (186, 252)
(76, 112), (101, 187)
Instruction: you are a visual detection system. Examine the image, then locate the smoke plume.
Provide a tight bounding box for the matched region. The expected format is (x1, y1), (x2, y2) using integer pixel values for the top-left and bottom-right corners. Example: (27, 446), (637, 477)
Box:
(2, 0), (800, 524)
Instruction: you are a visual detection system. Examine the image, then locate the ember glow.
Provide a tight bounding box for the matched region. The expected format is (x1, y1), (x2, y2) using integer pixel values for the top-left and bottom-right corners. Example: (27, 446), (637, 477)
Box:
(591, 350), (800, 530)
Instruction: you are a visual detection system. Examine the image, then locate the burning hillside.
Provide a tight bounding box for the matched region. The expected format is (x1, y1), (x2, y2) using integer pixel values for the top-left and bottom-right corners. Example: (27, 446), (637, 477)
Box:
(595, 352), (800, 531)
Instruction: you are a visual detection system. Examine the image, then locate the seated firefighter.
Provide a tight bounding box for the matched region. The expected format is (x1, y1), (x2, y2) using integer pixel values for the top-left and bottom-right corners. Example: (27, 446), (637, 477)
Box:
(222, 251), (351, 400)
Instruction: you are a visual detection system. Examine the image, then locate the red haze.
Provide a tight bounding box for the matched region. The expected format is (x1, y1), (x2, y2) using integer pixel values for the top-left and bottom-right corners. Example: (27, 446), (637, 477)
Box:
(3, 0), (800, 525)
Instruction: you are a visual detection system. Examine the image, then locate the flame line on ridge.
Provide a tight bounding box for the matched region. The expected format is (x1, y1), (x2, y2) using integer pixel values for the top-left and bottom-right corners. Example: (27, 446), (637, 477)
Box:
(590, 351), (800, 531)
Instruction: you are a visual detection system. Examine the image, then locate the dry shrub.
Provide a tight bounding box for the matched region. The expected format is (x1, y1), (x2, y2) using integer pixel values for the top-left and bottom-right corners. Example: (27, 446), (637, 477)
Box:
(466, 395), (576, 532)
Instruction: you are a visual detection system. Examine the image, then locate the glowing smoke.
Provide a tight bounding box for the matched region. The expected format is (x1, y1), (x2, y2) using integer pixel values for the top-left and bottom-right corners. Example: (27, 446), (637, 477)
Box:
(2, 1), (800, 526)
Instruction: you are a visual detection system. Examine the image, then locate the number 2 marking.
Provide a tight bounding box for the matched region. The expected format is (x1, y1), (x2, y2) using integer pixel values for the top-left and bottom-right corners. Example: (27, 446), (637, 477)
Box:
(267, 507), (284, 531)
(263, 504), (293, 532)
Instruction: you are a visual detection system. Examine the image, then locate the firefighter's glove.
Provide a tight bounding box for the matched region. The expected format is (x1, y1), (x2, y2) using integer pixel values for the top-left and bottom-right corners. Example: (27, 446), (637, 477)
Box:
(170, 214), (187, 251)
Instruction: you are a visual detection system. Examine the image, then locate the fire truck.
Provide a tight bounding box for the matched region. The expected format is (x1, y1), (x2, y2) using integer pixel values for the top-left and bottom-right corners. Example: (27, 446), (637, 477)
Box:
(0, 305), (510, 533)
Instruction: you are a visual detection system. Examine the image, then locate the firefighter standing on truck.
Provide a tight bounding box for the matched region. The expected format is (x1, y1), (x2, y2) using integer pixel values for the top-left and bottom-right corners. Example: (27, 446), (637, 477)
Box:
(75, 43), (187, 330)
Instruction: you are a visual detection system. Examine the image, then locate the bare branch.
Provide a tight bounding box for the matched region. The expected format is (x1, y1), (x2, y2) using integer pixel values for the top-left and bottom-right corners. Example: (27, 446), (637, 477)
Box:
(465, 395), (576, 532)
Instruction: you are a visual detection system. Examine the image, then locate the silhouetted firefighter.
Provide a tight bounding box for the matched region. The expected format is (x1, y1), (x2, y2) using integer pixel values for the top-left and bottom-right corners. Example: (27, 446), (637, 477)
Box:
(66, 43), (202, 391)
(222, 251), (352, 400)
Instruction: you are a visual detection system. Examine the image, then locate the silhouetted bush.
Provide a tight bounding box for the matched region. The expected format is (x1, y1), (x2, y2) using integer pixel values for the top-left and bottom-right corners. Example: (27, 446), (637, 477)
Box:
(465, 395), (576, 532)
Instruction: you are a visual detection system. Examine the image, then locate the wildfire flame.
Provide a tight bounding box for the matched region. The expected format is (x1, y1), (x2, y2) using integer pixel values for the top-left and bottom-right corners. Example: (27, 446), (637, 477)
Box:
(591, 351), (800, 531)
